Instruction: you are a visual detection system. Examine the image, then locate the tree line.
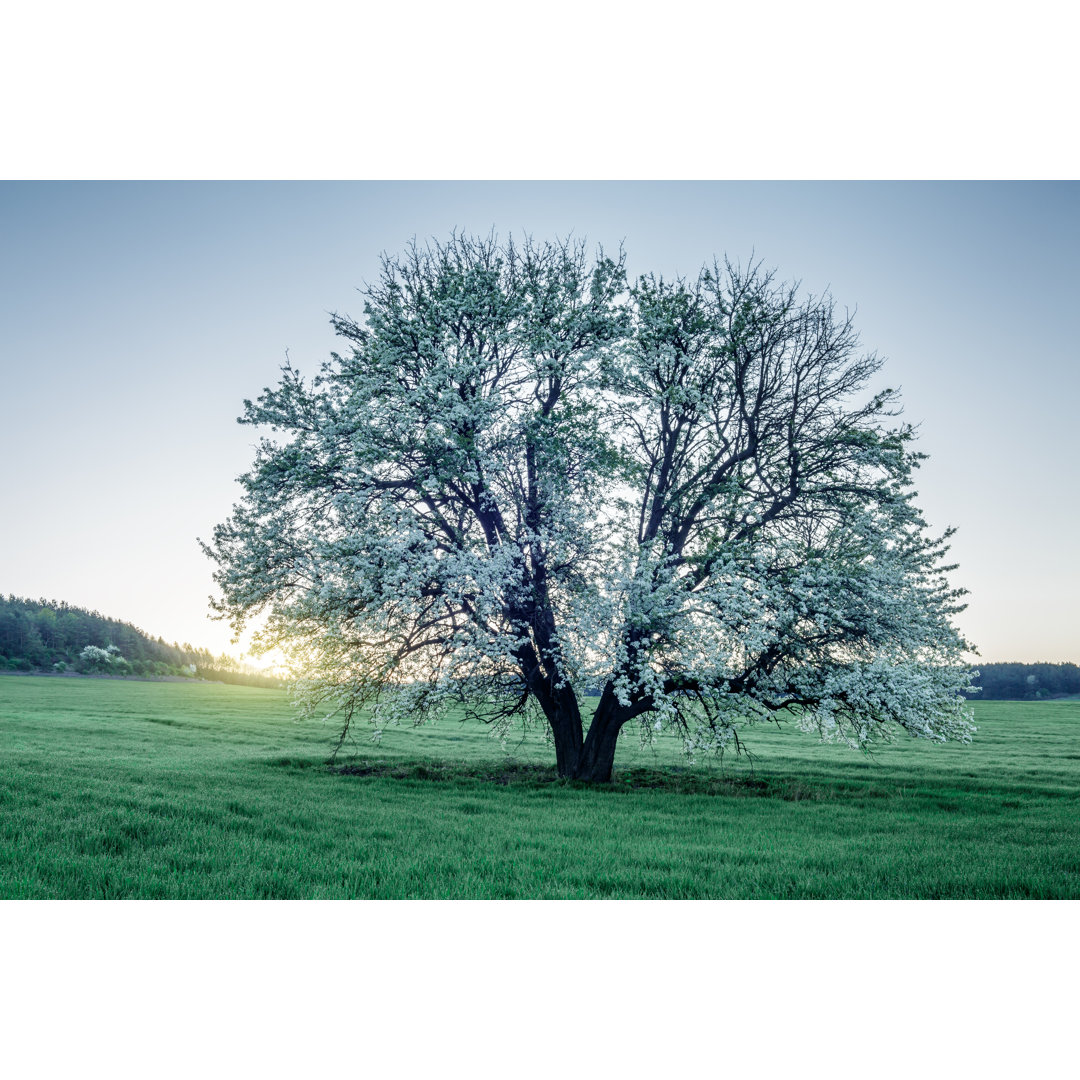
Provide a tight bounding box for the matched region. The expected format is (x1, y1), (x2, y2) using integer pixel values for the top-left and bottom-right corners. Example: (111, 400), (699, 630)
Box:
(967, 662), (1080, 700)
(0, 595), (282, 688)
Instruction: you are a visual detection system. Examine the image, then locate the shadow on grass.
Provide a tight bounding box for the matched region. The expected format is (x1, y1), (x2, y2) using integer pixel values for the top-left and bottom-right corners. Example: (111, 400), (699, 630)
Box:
(323, 757), (827, 800)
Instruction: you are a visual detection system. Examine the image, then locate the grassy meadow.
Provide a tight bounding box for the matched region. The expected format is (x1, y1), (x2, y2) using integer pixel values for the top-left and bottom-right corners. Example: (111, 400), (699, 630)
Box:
(1, 674), (1078, 899)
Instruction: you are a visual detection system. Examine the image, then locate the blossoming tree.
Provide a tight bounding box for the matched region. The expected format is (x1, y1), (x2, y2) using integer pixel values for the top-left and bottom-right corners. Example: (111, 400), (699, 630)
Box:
(205, 234), (975, 781)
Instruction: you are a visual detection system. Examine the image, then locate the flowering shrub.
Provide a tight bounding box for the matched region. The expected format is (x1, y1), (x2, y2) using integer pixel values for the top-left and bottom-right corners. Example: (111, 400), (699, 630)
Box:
(78, 645), (115, 671)
(77, 644), (129, 674)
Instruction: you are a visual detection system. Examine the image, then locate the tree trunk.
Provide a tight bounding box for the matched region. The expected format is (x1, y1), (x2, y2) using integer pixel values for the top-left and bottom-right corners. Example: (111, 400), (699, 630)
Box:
(551, 713), (583, 778)
(537, 682), (584, 779)
(550, 684), (630, 782)
(533, 677), (635, 782)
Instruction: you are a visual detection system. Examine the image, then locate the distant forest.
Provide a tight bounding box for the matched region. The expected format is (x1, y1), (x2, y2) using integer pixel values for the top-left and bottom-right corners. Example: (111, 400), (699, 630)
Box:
(0, 595), (283, 688)
(966, 662), (1080, 700)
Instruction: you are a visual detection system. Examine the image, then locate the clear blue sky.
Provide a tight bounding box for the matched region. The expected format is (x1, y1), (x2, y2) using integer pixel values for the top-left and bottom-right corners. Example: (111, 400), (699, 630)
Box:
(2, 181), (1077, 663)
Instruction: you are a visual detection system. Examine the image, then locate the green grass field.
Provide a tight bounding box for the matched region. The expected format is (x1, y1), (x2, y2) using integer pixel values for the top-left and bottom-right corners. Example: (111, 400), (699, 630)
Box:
(1, 675), (1078, 898)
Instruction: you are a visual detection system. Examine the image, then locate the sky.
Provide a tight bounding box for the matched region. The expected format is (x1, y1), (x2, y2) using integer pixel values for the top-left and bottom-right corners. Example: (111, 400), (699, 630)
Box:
(1, 180), (1077, 664)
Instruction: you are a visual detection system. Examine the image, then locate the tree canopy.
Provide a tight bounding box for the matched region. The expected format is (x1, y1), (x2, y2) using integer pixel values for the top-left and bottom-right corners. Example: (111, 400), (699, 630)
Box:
(205, 234), (975, 781)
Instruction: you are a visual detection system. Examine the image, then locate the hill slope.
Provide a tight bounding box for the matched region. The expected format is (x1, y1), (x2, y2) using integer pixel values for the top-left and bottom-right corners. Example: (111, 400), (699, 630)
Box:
(0, 594), (281, 687)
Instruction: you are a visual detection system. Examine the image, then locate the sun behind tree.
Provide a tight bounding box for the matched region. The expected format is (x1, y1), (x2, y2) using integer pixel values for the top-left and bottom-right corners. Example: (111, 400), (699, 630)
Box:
(203, 233), (975, 782)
